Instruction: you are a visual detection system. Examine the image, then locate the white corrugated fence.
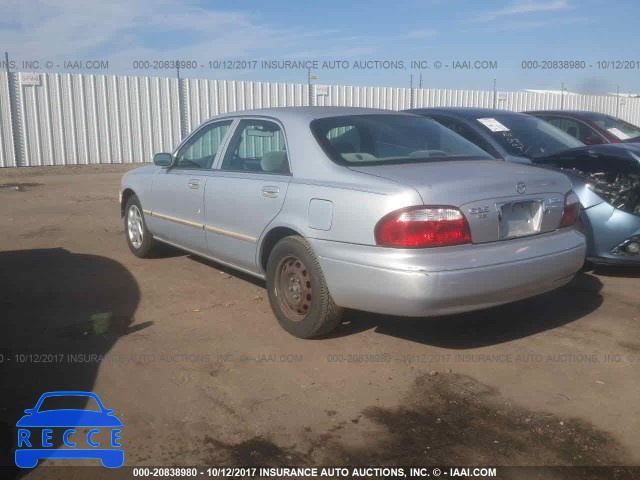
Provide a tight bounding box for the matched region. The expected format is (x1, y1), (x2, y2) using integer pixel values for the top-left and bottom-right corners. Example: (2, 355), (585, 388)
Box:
(1, 71), (639, 167)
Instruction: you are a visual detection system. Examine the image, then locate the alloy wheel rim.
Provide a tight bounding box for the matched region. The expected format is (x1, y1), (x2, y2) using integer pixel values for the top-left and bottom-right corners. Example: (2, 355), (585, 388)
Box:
(275, 255), (312, 322)
(127, 205), (144, 249)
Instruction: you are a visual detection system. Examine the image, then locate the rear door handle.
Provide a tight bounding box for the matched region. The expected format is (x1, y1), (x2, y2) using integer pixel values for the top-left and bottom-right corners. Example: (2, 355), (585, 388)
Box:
(187, 179), (200, 190)
(261, 186), (279, 198)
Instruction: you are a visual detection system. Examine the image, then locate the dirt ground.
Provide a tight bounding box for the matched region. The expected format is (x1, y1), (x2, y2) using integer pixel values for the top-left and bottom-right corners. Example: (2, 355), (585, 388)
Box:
(1, 165), (639, 478)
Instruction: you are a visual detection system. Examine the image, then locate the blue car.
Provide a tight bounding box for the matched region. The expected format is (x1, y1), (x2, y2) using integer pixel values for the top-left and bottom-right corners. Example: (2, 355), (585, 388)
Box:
(16, 391), (123, 468)
(408, 108), (640, 265)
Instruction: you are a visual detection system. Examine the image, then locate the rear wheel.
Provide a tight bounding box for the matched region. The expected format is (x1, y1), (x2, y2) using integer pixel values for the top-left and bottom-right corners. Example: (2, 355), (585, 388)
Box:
(124, 194), (157, 258)
(266, 236), (343, 338)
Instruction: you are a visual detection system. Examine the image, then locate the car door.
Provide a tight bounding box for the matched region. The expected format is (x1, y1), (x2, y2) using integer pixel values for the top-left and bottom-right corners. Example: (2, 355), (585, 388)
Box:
(148, 120), (234, 253)
(204, 118), (292, 273)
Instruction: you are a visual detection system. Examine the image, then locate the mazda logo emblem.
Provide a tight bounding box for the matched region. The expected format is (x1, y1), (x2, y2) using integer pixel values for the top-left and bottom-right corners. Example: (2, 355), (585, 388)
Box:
(516, 182), (526, 194)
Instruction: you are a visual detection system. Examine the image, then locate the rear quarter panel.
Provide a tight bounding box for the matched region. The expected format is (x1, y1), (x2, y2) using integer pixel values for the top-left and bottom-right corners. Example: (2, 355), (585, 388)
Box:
(265, 174), (422, 246)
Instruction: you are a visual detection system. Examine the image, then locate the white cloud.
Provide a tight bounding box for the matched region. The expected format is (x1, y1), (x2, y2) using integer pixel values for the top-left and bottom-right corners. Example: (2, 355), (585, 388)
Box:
(486, 16), (592, 31)
(0, 0), (334, 67)
(470, 0), (570, 23)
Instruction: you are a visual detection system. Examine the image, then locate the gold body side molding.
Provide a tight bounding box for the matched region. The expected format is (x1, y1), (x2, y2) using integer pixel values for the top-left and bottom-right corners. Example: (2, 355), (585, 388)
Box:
(145, 210), (257, 243)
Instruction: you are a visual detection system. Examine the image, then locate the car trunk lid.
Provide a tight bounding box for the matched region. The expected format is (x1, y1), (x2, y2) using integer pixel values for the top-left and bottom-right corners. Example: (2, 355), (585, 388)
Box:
(349, 160), (571, 243)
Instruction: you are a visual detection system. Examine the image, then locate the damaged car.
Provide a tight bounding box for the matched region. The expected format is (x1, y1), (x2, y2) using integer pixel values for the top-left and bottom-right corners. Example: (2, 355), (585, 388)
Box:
(535, 144), (640, 264)
(407, 108), (640, 265)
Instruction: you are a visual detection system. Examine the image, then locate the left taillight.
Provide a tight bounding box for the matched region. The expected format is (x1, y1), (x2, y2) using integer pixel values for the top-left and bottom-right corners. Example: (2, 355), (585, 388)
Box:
(559, 190), (580, 228)
(375, 206), (472, 248)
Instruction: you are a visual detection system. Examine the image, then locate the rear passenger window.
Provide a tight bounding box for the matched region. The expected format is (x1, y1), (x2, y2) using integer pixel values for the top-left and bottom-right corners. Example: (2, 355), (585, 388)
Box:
(546, 117), (590, 143)
(221, 120), (290, 174)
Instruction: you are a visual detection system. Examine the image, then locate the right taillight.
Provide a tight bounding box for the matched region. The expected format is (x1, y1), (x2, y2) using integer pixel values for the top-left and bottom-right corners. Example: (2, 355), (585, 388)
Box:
(375, 206), (472, 248)
(559, 190), (580, 228)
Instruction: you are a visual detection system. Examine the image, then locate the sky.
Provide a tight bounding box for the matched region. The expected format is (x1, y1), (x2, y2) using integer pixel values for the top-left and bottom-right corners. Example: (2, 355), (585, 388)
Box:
(0, 0), (638, 94)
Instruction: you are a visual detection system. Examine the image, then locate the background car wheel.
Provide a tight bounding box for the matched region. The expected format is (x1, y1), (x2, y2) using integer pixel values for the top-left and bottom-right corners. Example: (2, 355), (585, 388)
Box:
(266, 236), (343, 338)
(576, 214), (595, 272)
(124, 194), (157, 258)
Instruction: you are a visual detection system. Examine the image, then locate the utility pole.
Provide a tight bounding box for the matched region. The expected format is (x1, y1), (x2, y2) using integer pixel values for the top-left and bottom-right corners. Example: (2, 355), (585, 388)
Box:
(616, 85), (620, 117)
(419, 73), (423, 89)
(493, 78), (497, 109)
(561, 82), (565, 110)
(176, 61), (186, 141)
(410, 74), (415, 109)
(306, 67), (311, 106)
(4, 51), (9, 76)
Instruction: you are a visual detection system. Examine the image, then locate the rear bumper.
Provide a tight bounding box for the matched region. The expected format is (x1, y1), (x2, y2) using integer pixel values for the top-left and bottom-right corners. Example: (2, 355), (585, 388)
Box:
(310, 229), (586, 317)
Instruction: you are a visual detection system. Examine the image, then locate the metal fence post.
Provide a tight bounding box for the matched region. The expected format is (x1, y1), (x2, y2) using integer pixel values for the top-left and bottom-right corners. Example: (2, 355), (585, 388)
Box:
(6, 62), (24, 167)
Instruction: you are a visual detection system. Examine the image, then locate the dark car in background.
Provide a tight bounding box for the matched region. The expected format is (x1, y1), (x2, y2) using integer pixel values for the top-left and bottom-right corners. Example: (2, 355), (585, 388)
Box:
(526, 110), (640, 145)
(407, 108), (640, 265)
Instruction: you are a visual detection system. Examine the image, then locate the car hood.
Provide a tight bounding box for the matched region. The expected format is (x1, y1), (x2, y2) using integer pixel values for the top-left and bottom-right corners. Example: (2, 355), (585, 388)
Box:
(17, 410), (123, 427)
(125, 165), (161, 176)
(537, 144), (640, 163)
(533, 145), (640, 213)
(503, 154), (533, 165)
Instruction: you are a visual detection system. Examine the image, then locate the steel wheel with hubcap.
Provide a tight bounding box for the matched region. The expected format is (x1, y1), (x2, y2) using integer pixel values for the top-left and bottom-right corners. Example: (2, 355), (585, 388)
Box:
(267, 235), (343, 338)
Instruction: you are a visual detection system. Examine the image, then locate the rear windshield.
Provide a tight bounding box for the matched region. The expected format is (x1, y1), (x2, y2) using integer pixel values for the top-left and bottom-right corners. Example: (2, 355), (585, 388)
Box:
(311, 114), (493, 166)
(472, 114), (584, 158)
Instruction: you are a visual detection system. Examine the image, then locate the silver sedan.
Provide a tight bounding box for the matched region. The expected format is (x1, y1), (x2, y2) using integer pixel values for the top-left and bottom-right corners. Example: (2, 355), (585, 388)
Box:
(120, 107), (586, 338)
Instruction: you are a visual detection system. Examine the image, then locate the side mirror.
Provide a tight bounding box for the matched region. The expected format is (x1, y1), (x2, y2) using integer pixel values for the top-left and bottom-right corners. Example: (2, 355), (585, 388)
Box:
(24, 409), (34, 414)
(153, 153), (174, 167)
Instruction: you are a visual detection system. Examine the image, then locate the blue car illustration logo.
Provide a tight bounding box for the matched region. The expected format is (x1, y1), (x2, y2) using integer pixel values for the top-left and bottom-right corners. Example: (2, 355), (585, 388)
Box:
(15, 391), (123, 468)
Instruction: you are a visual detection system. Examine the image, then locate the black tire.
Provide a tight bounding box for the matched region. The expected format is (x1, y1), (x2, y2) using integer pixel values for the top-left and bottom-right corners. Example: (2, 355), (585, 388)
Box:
(581, 260), (595, 272)
(124, 194), (157, 258)
(266, 235), (343, 338)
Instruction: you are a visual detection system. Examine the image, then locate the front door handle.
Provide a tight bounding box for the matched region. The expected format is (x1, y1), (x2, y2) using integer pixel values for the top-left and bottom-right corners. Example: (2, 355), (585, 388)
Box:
(261, 186), (279, 198)
(187, 179), (200, 190)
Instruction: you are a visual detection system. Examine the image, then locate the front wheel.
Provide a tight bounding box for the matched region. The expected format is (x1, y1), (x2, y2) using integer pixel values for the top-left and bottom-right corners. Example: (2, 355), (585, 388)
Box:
(124, 194), (157, 258)
(266, 236), (344, 338)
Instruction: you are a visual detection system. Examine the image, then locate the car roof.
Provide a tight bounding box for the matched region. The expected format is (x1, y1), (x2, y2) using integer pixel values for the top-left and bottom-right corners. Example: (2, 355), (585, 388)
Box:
(213, 106), (414, 122)
(408, 107), (531, 119)
(525, 110), (610, 118)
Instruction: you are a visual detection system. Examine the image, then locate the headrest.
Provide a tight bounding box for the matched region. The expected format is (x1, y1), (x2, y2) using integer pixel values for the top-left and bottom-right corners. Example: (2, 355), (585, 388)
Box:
(340, 152), (377, 162)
